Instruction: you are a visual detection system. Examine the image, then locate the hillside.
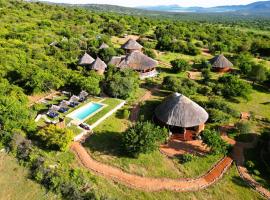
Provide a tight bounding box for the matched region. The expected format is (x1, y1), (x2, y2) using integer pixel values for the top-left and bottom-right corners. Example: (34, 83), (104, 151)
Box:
(139, 1), (270, 15)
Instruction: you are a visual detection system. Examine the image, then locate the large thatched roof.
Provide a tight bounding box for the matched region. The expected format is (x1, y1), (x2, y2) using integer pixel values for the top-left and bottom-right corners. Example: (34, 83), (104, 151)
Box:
(118, 51), (158, 71)
(211, 54), (233, 69)
(78, 53), (95, 66)
(90, 57), (107, 71)
(121, 39), (143, 50)
(155, 93), (209, 128)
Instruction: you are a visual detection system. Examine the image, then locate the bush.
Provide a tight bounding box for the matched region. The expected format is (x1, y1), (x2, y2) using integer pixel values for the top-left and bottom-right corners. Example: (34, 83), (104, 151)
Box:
(208, 109), (231, 123)
(163, 76), (198, 96)
(217, 74), (252, 99)
(121, 109), (130, 119)
(36, 125), (74, 151)
(122, 121), (168, 157)
(144, 48), (157, 59)
(235, 121), (252, 135)
(170, 59), (191, 73)
(202, 129), (229, 155)
(179, 153), (195, 163)
(198, 86), (212, 96)
(245, 160), (255, 169)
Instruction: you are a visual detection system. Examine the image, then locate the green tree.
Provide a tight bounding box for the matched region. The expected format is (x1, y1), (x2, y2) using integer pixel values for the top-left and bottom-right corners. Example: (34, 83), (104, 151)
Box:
(248, 64), (267, 84)
(122, 121), (168, 157)
(36, 125), (74, 151)
(171, 59), (191, 73)
(202, 129), (229, 155)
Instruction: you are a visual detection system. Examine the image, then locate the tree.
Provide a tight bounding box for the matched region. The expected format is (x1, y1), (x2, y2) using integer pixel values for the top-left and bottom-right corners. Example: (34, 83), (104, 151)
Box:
(36, 125), (74, 151)
(201, 68), (212, 83)
(202, 129), (229, 155)
(98, 47), (116, 63)
(171, 59), (191, 73)
(236, 54), (255, 75)
(122, 121), (168, 157)
(248, 64), (267, 84)
(217, 74), (252, 99)
(105, 67), (139, 99)
(163, 76), (198, 96)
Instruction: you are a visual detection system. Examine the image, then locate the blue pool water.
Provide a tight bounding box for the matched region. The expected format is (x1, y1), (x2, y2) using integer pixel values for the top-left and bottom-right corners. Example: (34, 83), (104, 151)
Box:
(70, 103), (103, 121)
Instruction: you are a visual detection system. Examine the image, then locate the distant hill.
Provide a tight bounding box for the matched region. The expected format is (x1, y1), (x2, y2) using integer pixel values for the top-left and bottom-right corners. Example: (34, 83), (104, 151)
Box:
(138, 1), (270, 15)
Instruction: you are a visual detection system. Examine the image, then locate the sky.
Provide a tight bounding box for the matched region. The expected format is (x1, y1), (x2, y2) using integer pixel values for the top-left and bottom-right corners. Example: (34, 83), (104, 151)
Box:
(44, 0), (269, 7)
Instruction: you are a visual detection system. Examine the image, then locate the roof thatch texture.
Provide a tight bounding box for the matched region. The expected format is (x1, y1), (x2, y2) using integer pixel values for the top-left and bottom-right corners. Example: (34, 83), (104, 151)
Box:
(60, 100), (70, 108)
(121, 39), (143, 50)
(90, 57), (107, 71)
(79, 90), (88, 98)
(50, 105), (60, 112)
(108, 56), (125, 66)
(70, 95), (80, 102)
(118, 51), (158, 71)
(155, 93), (209, 128)
(99, 42), (109, 49)
(211, 54), (233, 68)
(78, 53), (95, 66)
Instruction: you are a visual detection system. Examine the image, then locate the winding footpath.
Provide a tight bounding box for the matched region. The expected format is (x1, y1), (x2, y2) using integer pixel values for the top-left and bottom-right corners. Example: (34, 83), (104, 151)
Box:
(71, 142), (232, 192)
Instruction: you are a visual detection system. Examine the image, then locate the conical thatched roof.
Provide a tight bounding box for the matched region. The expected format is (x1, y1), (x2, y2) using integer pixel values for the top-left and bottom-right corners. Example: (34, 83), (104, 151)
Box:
(90, 57), (107, 71)
(108, 56), (125, 66)
(211, 54), (233, 69)
(79, 90), (88, 98)
(118, 51), (158, 71)
(78, 53), (95, 66)
(121, 39), (143, 51)
(70, 95), (80, 102)
(155, 93), (209, 128)
(99, 42), (109, 49)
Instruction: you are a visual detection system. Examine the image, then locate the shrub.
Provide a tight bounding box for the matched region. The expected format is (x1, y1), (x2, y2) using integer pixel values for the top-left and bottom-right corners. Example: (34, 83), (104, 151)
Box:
(217, 74), (252, 99)
(202, 129), (229, 155)
(235, 121), (252, 135)
(179, 153), (195, 163)
(36, 125), (74, 151)
(121, 109), (130, 119)
(170, 59), (191, 73)
(163, 76), (198, 96)
(122, 121), (168, 157)
(208, 109), (231, 123)
(245, 160), (255, 169)
(198, 86), (212, 96)
(144, 48), (157, 59)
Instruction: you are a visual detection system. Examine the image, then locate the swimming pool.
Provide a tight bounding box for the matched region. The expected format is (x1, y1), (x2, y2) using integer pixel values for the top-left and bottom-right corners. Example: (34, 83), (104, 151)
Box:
(68, 102), (104, 121)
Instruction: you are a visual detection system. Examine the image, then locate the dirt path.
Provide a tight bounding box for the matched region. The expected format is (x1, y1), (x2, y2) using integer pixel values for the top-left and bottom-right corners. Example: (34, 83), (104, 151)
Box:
(71, 142), (233, 192)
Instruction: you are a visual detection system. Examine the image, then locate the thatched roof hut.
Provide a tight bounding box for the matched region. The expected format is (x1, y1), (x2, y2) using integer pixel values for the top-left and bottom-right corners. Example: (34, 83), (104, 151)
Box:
(108, 56), (125, 66)
(155, 93), (209, 128)
(90, 57), (107, 72)
(99, 42), (109, 49)
(78, 53), (95, 66)
(118, 51), (158, 71)
(210, 54), (233, 71)
(121, 39), (143, 52)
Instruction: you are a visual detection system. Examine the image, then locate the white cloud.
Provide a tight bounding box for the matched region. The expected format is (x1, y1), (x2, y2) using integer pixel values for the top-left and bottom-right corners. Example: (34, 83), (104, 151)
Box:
(45, 0), (269, 8)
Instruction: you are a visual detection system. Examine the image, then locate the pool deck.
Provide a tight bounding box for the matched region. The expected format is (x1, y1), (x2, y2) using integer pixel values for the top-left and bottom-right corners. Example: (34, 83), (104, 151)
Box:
(73, 100), (126, 142)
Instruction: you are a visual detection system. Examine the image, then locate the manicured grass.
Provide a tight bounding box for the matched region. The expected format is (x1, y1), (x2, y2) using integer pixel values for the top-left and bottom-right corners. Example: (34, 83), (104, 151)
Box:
(0, 153), (59, 200)
(69, 124), (83, 135)
(85, 98), (123, 125)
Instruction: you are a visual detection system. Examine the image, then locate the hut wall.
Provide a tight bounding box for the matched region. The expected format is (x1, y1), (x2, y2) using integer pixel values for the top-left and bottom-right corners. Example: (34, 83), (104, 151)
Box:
(213, 67), (231, 73)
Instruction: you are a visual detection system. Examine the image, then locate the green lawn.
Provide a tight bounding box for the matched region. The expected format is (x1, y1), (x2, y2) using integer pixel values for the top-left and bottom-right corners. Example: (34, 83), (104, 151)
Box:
(0, 153), (59, 200)
(85, 98), (123, 125)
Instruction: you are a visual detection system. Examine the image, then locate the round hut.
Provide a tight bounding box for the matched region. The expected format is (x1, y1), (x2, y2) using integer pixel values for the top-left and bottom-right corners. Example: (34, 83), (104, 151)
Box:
(78, 53), (95, 66)
(121, 39), (143, 54)
(117, 51), (158, 79)
(154, 93), (209, 141)
(210, 54), (233, 72)
(89, 57), (107, 74)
